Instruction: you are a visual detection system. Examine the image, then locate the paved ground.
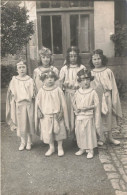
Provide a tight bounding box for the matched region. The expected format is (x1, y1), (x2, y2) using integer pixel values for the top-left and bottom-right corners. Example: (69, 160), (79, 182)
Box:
(1, 99), (127, 195)
(98, 100), (127, 195)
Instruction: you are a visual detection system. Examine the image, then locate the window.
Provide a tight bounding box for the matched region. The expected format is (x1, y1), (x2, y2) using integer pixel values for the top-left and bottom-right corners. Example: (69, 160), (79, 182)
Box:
(41, 15), (62, 54)
(70, 14), (89, 53)
(37, 1), (94, 57)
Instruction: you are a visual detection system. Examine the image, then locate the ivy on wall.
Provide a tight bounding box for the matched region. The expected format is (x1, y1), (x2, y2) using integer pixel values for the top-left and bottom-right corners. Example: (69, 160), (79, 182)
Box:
(110, 21), (127, 57)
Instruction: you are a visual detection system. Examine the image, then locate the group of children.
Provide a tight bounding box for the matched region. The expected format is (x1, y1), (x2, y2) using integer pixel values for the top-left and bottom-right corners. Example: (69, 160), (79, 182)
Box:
(6, 46), (122, 159)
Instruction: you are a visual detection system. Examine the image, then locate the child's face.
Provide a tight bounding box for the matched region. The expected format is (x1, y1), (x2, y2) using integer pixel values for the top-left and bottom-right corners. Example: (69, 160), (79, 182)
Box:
(69, 51), (78, 65)
(80, 77), (90, 89)
(41, 54), (51, 67)
(92, 54), (102, 68)
(17, 65), (27, 77)
(44, 76), (55, 87)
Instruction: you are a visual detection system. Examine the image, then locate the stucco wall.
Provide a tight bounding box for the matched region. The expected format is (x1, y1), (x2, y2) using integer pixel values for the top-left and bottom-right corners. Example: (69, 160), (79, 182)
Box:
(23, 1), (38, 76)
(94, 1), (114, 57)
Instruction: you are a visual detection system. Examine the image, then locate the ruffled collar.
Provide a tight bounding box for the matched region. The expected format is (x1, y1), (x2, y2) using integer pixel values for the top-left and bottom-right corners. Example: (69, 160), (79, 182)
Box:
(15, 75), (30, 81)
(42, 84), (57, 91)
(92, 67), (107, 72)
(78, 87), (93, 94)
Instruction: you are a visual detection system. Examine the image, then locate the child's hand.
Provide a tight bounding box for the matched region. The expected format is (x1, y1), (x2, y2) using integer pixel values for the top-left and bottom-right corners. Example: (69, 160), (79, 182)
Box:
(66, 128), (71, 136)
(56, 112), (63, 122)
(76, 109), (81, 113)
(37, 109), (44, 119)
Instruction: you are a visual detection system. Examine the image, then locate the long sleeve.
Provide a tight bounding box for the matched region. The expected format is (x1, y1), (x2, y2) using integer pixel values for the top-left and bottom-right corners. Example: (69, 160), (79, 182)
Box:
(58, 88), (69, 130)
(110, 71), (122, 118)
(93, 91), (101, 136)
(6, 84), (17, 131)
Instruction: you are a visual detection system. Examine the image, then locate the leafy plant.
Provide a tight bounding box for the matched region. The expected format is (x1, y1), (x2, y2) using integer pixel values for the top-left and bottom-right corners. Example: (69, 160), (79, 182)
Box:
(1, 2), (34, 57)
(1, 65), (18, 88)
(116, 78), (127, 98)
(110, 21), (127, 56)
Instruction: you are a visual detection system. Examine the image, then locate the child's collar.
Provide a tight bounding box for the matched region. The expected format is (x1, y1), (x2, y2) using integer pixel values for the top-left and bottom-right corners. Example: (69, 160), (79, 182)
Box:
(15, 75), (30, 81)
(42, 84), (57, 91)
(92, 67), (107, 72)
(70, 64), (78, 68)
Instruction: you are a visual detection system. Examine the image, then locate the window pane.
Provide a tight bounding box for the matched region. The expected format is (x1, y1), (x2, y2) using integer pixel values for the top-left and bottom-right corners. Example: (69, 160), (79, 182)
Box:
(41, 16), (51, 50)
(79, 15), (89, 52)
(70, 15), (89, 53)
(79, 2), (93, 7)
(52, 16), (62, 54)
(69, 1), (79, 7)
(51, 2), (61, 8)
(70, 15), (78, 47)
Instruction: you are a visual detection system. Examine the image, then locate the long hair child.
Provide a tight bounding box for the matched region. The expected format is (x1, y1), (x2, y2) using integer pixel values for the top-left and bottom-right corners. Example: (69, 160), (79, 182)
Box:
(89, 49), (122, 145)
(6, 61), (36, 150)
(59, 46), (86, 135)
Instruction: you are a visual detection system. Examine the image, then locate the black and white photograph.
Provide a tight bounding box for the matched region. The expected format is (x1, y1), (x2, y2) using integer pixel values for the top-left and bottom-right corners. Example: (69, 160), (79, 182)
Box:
(1, 0), (127, 194)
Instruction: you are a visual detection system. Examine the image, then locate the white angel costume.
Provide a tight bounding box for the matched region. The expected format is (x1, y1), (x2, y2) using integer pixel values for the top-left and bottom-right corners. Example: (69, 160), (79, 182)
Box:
(59, 64), (85, 131)
(35, 85), (69, 144)
(91, 67), (122, 132)
(72, 88), (101, 150)
(6, 76), (36, 138)
(33, 66), (59, 92)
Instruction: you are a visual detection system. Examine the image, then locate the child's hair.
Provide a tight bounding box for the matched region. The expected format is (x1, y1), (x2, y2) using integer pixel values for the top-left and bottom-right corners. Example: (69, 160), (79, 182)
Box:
(89, 49), (108, 69)
(16, 61), (28, 73)
(77, 68), (94, 82)
(38, 46), (54, 66)
(40, 70), (58, 82)
(65, 46), (82, 67)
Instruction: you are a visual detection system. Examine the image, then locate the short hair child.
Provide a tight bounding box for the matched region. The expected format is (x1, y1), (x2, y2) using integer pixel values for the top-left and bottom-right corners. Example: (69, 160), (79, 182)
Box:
(6, 61), (36, 151)
(72, 68), (101, 158)
(35, 70), (69, 157)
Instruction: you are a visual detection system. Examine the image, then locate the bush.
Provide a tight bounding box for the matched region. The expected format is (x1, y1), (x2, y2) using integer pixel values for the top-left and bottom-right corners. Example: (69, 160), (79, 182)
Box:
(116, 78), (127, 98)
(1, 2), (34, 57)
(110, 21), (127, 57)
(1, 65), (18, 88)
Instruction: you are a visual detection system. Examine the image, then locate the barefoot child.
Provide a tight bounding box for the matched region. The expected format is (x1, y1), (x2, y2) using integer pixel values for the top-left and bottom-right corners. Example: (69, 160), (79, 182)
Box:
(59, 46), (86, 134)
(6, 61), (36, 151)
(35, 70), (69, 157)
(72, 69), (101, 159)
(90, 49), (122, 145)
(33, 46), (59, 92)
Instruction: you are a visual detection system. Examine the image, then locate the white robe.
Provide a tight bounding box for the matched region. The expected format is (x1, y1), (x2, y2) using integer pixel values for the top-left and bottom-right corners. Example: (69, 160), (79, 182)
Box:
(91, 67), (122, 131)
(72, 88), (100, 149)
(6, 75), (35, 137)
(35, 86), (69, 144)
(59, 64), (85, 131)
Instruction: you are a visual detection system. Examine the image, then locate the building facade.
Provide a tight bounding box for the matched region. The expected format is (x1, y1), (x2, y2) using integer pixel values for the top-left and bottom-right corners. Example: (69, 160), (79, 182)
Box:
(24, 1), (115, 74)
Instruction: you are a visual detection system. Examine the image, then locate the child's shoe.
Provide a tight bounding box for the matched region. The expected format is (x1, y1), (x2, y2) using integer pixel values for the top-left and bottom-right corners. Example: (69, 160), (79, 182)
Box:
(26, 142), (32, 150)
(19, 143), (25, 151)
(58, 148), (64, 157)
(97, 141), (104, 146)
(45, 148), (55, 156)
(87, 150), (94, 159)
(75, 149), (85, 156)
(108, 138), (120, 145)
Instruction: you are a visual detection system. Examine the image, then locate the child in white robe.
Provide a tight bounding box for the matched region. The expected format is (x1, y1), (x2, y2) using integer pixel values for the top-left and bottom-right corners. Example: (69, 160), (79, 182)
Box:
(90, 49), (122, 145)
(35, 70), (69, 157)
(6, 61), (36, 151)
(59, 46), (86, 134)
(72, 69), (101, 159)
(33, 46), (59, 92)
